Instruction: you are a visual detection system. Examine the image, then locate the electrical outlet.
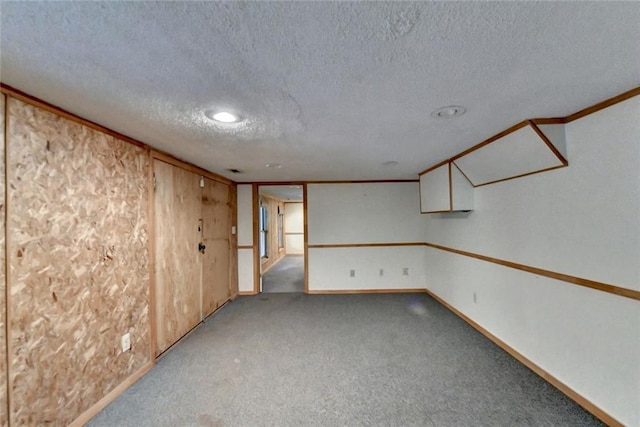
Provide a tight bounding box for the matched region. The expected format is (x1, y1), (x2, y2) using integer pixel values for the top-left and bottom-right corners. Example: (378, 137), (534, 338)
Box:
(403, 268), (409, 276)
(121, 333), (131, 352)
(379, 268), (384, 277)
(350, 269), (356, 277)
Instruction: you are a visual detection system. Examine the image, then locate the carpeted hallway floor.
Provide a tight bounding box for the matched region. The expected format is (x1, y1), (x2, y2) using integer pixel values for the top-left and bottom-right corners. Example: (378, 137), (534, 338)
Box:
(262, 256), (304, 293)
(89, 293), (602, 426)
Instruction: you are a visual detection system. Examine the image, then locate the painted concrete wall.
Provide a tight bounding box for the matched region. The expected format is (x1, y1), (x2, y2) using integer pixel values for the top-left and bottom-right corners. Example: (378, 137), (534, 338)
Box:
(307, 182), (426, 291)
(422, 96), (640, 426)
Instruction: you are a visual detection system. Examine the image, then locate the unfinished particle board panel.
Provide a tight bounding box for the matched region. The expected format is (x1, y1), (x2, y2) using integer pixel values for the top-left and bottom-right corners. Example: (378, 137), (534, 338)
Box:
(0, 94), (7, 427)
(202, 178), (231, 318)
(7, 98), (150, 425)
(154, 160), (202, 355)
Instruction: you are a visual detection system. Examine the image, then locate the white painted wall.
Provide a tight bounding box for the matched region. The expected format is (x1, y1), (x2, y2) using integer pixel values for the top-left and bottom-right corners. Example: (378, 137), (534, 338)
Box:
(236, 184), (255, 293)
(236, 184), (253, 246)
(308, 182), (425, 244)
(307, 183), (426, 291)
(309, 246), (426, 291)
(422, 96), (640, 425)
(284, 202), (304, 255)
(237, 249), (254, 293)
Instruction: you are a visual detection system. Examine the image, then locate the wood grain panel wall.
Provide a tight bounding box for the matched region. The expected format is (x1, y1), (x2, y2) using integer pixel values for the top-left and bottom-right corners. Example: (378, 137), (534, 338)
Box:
(260, 194), (284, 272)
(202, 178), (231, 318)
(6, 98), (150, 425)
(0, 94), (7, 427)
(153, 160), (202, 355)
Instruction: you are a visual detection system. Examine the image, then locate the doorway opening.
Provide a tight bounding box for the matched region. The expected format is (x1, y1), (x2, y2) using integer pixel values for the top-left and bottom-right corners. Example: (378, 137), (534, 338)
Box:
(258, 184), (305, 293)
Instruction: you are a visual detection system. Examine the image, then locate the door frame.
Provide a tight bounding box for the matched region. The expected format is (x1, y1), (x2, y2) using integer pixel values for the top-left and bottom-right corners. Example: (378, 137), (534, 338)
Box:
(252, 183), (308, 294)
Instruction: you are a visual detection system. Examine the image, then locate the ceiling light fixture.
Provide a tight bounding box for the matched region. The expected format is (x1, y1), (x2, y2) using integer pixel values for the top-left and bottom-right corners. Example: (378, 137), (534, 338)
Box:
(382, 160), (399, 167)
(205, 110), (240, 123)
(264, 163), (283, 169)
(431, 105), (466, 119)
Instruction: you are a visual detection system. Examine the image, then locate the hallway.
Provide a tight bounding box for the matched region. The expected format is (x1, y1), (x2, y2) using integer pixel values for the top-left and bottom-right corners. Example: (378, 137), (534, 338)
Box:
(262, 256), (304, 293)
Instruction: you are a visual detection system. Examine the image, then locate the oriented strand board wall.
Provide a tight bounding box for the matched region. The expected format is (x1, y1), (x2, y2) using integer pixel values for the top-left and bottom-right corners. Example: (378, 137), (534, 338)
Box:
(7, 98), (150, 425)
(202, 178), (231, 317)
(154, 160), (202, 355)
(0, 94), (7, 427)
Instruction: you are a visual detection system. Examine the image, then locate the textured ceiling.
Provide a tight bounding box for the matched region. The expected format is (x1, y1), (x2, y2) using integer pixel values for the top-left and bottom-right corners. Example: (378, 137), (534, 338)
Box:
(260, 185), (303, 202)
(1, 2), (639, 182)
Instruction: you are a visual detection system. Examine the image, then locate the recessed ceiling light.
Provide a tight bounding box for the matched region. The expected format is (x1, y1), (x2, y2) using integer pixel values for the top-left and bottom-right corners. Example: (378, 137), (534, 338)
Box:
(431, 105), (466, 119)
(205, 110), (240, 123)
(382, 160), (399, 167)
(265, 163), (283, 169)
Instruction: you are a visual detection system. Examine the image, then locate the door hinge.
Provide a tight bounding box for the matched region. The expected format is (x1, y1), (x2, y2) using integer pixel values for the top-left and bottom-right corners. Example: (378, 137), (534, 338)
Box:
(200, 176), (205, 188)
(153, 173), (156, 191)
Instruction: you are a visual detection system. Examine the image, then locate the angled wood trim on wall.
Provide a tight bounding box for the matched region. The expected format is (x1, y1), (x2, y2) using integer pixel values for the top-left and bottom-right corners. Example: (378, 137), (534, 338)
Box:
(450, 121), (529, 162)
(564, 86), (640, 123)
(451, 122), (568, 188)
(68, 361), (154, 427)
(419, 87), (640, 188)
(0, 84), (145, 148)
(418, 159), (449, 177)
(308, 288), (426, 295)
(308, 242), (425, 249)
(527, 120), (568, 165)
(423, 242), (640, 301)
(422, 288), (623, 427)
(242, 179), (419, 185)
(471, 164), (568, 188)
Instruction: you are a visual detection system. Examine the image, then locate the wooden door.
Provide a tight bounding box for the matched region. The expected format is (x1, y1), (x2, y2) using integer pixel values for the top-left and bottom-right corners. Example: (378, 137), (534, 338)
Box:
(201, 178), (231, 318)
(154, 160), (202, 355)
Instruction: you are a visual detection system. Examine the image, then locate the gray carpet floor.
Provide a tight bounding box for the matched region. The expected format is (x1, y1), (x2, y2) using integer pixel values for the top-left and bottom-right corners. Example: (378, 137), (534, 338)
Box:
(262, 256), (304, 293)
(89, 293), (602, 427)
